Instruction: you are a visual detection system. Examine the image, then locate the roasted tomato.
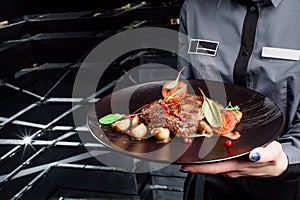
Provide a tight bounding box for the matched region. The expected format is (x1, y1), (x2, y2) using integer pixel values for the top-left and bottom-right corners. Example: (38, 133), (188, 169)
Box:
(162, 81), (187, 102)
(212, 110), (237, 135)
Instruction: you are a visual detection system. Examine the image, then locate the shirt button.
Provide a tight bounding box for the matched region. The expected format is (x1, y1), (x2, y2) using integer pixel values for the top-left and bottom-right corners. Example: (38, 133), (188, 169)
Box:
(250, 6), (256, 12)
(242, 49), (249, 56)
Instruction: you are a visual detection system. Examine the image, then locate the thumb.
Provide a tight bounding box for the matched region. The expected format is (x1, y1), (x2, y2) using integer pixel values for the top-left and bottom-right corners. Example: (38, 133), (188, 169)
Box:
(249, 141), (282, 163)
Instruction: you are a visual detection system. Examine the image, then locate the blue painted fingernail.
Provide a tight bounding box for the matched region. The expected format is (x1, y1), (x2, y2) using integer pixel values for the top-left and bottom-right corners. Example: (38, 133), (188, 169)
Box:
(179, 168), (190, 173)
(250, 152), (261, 162)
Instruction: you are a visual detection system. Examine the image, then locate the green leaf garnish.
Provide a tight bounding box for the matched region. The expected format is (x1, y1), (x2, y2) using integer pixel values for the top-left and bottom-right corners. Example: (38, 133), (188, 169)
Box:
(198, 87), (222, 128)
(164, 66), (186, 90)
(225, 101), (240, 111)
(165, 84), (187, 101)
(99, 113), (125, 125)
(202, 98), (222, 128)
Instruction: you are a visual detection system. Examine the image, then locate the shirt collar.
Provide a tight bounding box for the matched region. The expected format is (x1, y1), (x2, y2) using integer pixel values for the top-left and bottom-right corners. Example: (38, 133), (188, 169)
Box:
(217, 0), (282, 7)
(270, 0), (282, 7)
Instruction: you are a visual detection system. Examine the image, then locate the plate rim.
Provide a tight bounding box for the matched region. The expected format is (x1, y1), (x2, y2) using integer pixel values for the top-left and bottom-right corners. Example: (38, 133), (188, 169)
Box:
(86, 79), (285, 164)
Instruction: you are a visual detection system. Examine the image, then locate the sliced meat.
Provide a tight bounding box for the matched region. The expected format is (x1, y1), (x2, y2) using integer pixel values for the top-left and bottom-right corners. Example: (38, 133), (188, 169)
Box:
(141, 94), (204, 137)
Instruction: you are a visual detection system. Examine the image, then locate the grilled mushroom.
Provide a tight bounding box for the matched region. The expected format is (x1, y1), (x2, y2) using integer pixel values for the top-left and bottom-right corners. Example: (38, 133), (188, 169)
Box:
(198, 120), (213, 134)
(111, 118), (130, 132)
(232, 110), (243, 123)
(131, 115), (140, 127)
(131, 123), (147, 139)
(151, 127), (170, 140)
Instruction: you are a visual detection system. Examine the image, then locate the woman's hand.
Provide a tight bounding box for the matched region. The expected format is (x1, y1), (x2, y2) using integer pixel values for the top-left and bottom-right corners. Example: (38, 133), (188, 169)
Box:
(181, 141), (288, 178)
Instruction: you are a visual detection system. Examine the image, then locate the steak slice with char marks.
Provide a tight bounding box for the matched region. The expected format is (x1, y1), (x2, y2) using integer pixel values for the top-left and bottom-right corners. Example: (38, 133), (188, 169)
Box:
(141, 94), (204, 137)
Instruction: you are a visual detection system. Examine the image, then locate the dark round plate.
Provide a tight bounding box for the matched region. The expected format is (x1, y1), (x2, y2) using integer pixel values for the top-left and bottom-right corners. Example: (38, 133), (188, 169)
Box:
(87, 80), (285, 164)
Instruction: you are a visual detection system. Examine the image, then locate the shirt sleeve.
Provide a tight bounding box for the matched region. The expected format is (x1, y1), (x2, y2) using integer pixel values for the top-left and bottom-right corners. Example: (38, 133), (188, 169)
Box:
(278, 104), (300, 165)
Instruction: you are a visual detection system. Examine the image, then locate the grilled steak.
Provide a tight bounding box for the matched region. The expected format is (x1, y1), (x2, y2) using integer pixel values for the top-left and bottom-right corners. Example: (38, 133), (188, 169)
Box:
(141, 94), (204, 137)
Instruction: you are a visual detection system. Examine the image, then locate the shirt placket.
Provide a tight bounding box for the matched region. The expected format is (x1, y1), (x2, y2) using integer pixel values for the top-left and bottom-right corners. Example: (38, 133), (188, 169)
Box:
(233, 4), (259, 87)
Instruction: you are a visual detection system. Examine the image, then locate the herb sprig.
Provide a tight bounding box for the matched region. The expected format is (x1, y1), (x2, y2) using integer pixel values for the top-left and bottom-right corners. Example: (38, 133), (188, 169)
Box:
(163, 67), (186, 90)
(225, 101), (240, 111)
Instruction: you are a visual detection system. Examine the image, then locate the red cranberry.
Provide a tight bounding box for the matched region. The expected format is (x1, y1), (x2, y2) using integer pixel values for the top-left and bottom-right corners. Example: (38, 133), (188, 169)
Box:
(161, 102), (168, 109)
(167, 99), (174, 104)
(183, 138), (192, 144)
(178, 115), (186, 122)
(225, 140), (232, 147)
(233, 131), (240, 136)
(126, 130), (131, 135)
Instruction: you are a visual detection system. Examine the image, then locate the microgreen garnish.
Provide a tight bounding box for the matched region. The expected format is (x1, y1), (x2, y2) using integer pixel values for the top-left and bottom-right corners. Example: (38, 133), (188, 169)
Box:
(198, 87), (222, 128)
(99, 113), (125, 125)
(225, 101), (240, 111)
(164, 66), (186, 90)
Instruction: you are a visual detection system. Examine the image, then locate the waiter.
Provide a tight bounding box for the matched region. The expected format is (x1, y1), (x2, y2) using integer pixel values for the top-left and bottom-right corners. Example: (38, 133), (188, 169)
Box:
(178, 0), (300, 199)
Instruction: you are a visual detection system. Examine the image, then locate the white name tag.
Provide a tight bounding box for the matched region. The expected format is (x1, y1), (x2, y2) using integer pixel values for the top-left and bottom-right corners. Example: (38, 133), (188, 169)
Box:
(262, 47), (300, 61)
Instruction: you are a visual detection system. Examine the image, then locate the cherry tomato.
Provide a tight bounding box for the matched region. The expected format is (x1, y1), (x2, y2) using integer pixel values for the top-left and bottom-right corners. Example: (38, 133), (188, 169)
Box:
(212, 110), (237, 135)
(162, 81), (187, 102)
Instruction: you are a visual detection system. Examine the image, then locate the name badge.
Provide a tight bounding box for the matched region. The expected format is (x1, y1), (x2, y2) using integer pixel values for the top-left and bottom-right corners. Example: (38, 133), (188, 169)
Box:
(188, 39), (219, 56)
(262, 47), (300, 61)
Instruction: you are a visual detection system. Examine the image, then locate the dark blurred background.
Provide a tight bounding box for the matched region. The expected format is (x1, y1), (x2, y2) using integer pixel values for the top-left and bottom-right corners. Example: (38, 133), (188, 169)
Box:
(0, 0), (187, 199)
